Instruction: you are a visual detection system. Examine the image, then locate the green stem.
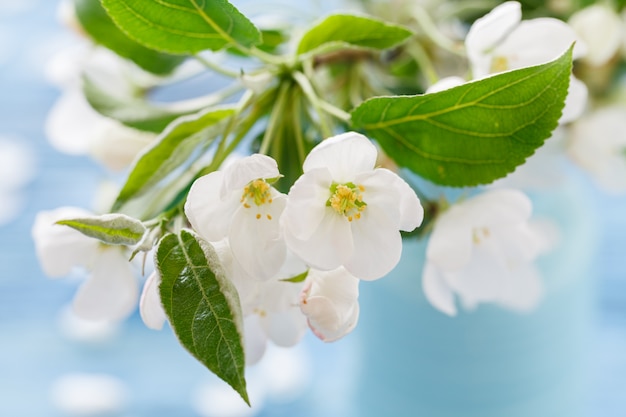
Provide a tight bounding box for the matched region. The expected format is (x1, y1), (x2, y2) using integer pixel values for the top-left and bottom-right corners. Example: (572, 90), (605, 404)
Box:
(193, 54), (240, 78)
(259, 82), (290, 155)
(291, 89), (306, 165)
(411, 5), (466, 57)
(293, 71), (333, 137)
(406, 42), (439, 87)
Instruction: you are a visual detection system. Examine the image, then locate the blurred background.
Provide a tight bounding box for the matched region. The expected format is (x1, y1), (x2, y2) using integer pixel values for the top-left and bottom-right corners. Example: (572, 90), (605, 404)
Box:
(1, 1), (626, 416)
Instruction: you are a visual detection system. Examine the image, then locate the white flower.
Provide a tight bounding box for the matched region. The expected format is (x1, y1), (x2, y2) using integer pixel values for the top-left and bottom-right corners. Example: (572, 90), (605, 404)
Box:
(567, 106), (626, 194)
(0, 136), (35, 225)
(423, 189), (547, 316)
(139, 271), (167, 330)
(32, 207), (138, 321)
(281, 132), (423, 280)
(211, 240), (307, 365)
(299, 267), (360, 342)
(569, 5), (622, 67)
(465, 1), (587, 123)
(185, 154), (287, 281)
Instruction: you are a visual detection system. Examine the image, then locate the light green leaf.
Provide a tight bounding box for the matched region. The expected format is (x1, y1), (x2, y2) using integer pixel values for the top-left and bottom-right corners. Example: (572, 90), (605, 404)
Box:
(74, 0), (185, 75)
(280, 270), (309, 283)
(83, 77), (199, 133)
(112, 106), (235, 211)
(56, 213), (145, 245)
(351, 47), (574, 187)
(101, 0), (261, 54)
(157, 230), (248, 404)
(297, 14), (413, 56)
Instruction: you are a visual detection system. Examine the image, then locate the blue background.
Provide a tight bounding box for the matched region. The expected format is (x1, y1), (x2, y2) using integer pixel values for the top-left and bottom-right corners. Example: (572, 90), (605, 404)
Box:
(1, 1), (626, 416)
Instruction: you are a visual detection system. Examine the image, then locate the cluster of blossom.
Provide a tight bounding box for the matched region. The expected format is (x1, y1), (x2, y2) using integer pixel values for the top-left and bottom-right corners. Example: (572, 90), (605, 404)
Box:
(33, 0), (626, 367)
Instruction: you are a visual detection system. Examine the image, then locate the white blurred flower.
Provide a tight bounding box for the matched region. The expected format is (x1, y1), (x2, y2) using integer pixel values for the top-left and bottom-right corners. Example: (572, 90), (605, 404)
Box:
(423, 189), (548, 316)
(567, 105), (626, 194)
(32, 207), (138, 321)
(569, 5), (622, 67)
(185, 154), (288, 281)
(50, 373), (128, 417)
(465, 1), (587, 123)
(282, 132), (423, 280)
(300, 267), (360, 342)
(0, 136), (36, 225)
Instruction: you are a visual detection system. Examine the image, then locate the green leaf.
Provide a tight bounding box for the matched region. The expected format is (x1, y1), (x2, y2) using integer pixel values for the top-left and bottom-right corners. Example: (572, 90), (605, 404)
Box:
(83, 77), (199, 133)
(157, 230), (248, 404)
(297, 14), (413, 56)
(101, 0), (261, 54)
(56, 213), (145, 245)
(74, 0), (185, 75)
(113, 106), (234, 211)
(351, 47), (574, 187)
(281, 270), (309, 283)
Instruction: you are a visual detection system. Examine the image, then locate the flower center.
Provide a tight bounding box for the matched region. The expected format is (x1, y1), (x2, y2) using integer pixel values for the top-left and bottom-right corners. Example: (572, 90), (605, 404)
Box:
(327, 182), (366, 222)
(491, 56), (509, 73)
(472, 227), (491, 244)
(241, 179), (274, 220)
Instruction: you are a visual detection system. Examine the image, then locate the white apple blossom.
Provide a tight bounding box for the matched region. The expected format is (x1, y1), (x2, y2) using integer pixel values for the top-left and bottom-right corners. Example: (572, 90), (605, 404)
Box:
(32, 207), (138, 321)
(300, 267), (360, 342)
(423, 189), (549, 316)
(185, 154), (288, 281)
(281, 132), (423, 280)
(569, 5), (622, 67)
(465, 1), (588, 123)
(212, 239), (307, 364)
(567, 105), (626, 194)
(139, 271), (167, 330)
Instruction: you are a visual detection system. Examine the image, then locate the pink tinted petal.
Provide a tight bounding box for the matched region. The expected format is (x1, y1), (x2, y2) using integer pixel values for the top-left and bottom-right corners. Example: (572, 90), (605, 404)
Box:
(139, 271), (166, 330)
(222, 154), (280, 197)
(422, 262), (457, 316)
(73, 249), (138, 321)
(184, 172), (238, 241)
(303, 132), (377, 182)
(344, 207), (402, 280)
(229, 195), (287, 280)
(284, 210), (352, 271)
(32, 207), (100, 277)
(282, 168), (332, 240)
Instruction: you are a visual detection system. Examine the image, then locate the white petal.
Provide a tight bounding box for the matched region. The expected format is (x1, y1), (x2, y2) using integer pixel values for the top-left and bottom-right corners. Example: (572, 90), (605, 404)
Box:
(466, 1), (521, 77)
(422, 262), (457, 316)
(496, 263), (544, 312)
(0, 137), (36, 190)
(139, 271), (167, 330)
(243, 315), (268, 366)
(262, 309), (308, 347)
(284, 209), (353, 271)
(73, 248), (138, 321)
(426, 76), (466, 94)
(300, 268), (360, 342)
(560, 76), (588, 124)
(426, 204), (474, 271)
(569, 5), (622, 67)
(303, 132), (377, 182)
(32, 207), (100, 277)
(229, 193), (287, 280)
(282, 167), (332, 241)
(221, 154), (280, 199)
(89, 124), (155, 171)
(185, 172), (239, 241)
(344, 206), (403, 280)
(45, 89), (101, 155)
(493, 18), (585, 71)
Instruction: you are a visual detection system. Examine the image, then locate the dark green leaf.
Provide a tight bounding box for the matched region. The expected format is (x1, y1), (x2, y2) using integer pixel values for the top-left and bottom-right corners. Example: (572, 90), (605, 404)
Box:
(113, 106), (234, 210)
(83, 77), (200, 133)
(351, 47), (574, 186)
(56, 213), (145, 245)
(101, 0), (261, 54)
(74, 0), (185, 74)
(157, 230), (248, 404)
(297, 14), (413, 56)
